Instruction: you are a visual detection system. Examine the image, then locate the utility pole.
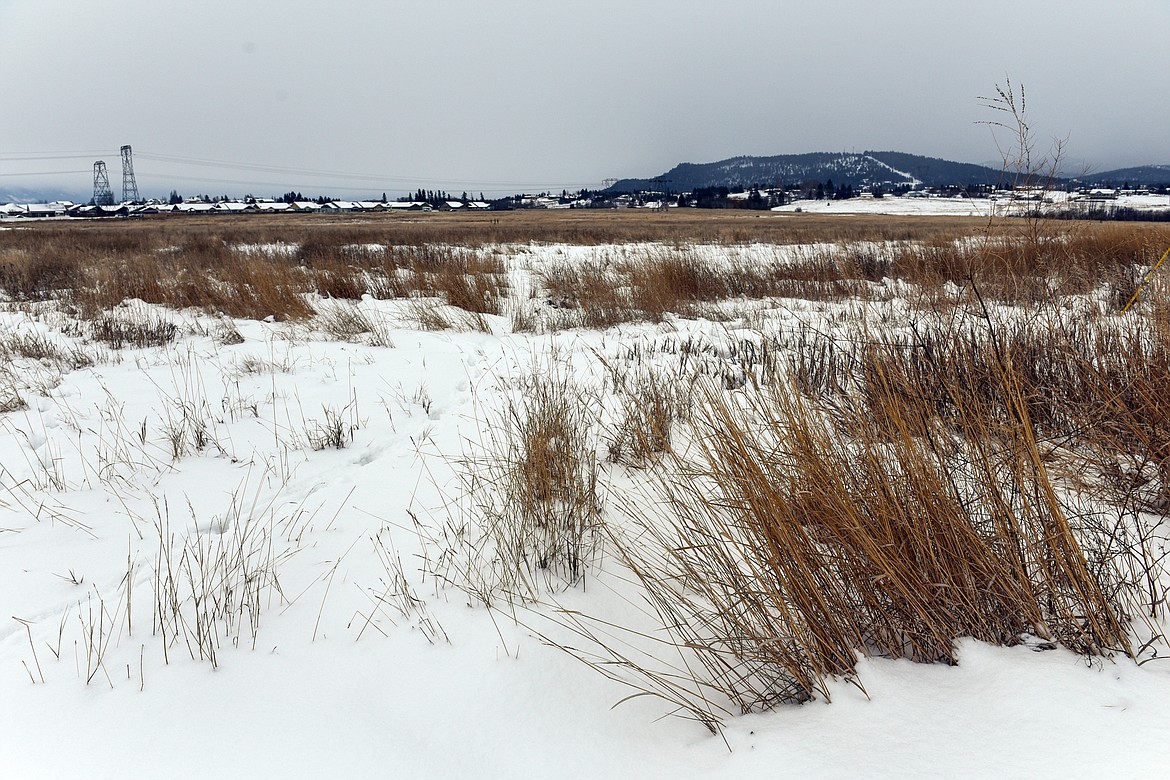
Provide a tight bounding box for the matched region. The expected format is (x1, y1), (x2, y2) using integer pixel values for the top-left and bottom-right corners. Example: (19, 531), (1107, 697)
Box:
(120, 145), (139, 203)
(93, 161), (114, 206)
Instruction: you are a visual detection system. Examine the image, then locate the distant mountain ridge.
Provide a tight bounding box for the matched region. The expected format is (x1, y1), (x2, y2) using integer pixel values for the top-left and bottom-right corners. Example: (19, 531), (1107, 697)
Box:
(0, 186), (84, 205)
(608, 152), (1170, 192)
(1081, 165), (1170, 187)
(607, 152), (1007, 192)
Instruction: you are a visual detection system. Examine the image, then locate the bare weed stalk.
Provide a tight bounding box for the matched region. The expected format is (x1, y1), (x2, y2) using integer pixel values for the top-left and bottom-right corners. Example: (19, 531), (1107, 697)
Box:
(150, 481), (295, 668)
(351, 526), (449, 645)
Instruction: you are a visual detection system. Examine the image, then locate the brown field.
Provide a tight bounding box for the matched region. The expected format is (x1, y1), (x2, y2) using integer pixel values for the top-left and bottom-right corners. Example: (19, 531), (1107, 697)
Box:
(2, 208), (1168, 324)
(3, 208), (1000, 246)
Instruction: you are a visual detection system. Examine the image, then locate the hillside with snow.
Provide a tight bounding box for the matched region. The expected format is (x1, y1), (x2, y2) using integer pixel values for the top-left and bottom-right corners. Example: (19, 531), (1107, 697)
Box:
(608, 152), (1170, 195)
(608, 151), (1010, 192)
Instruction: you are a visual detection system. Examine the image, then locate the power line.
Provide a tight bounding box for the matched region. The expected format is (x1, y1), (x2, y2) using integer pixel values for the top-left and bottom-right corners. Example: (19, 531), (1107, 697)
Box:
(137, 172), (414, 192)
(0, 169), (90, 177)
(0, 151), (110, 160)
(137, 172), (594, 196)
(3, 147), (598, 194)
(134, 150), (588, 189)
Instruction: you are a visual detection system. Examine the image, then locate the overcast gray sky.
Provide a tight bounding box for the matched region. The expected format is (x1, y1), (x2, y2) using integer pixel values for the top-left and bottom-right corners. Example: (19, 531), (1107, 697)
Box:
(2, 0), (1167, 199)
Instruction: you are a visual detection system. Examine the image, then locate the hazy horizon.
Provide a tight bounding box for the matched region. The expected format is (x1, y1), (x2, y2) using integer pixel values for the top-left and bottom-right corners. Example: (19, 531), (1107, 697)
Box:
(3, 0), (1167, 200)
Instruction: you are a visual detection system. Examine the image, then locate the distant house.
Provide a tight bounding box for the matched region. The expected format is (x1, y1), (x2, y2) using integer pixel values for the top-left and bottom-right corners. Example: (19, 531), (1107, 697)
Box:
(524, 196), (563, 209)
(68, 204), (129, 218)
(213, 201), (258, 214)
(172, 203), (215, 214)
(286, 201), (322, 212)
(17, 203), (72, 218)
(1086, 188), (1119, 201)
(386, 201), (431, 212)
(322, 201), (363, 213)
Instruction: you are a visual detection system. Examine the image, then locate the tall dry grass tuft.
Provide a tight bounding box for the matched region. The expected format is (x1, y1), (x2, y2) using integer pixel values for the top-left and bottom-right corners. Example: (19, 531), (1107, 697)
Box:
(313, 299), (395, 345)
(888, 224), (1170, 303)
(216, 256), (318, 320)
(366, 245), (504, 308)
(0, 367), (26, 413)
(535, 247), (859, 331)
(151, 486), (295, 669)
(295, 237), (380, 300)
(602, 360), (689, 468)
(623, 249), (731, 319)
(539, 259), (632, 329)
(565, 291), (1170, 728)
(839, 286), (1170, 525)
(86, 306), (179, 350)
(452, 364), (602, 604)
(601, 360), (1137, 719)
(0, 245), (87, 301)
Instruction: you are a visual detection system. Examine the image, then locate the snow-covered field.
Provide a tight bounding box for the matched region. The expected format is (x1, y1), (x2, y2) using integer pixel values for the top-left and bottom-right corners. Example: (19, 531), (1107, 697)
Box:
(2, 243), (1169, 778)
(773, 192), (1170, 217)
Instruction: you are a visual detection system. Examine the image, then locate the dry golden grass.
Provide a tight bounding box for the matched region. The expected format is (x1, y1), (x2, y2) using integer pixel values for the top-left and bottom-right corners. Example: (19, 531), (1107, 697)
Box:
(572, 292), (1169, 728)
(885, 222), (1170, 302)
(450, 364), (602, 604)
(0, 208), (1032, 253)
(3, 213), (1167, 325)
(0, 217), (513, 321)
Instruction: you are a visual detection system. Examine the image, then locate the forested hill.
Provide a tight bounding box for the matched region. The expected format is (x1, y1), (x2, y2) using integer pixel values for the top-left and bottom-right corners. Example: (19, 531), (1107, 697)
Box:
(1083, 165), (1170, 187)
(606, 151), (1020, 192)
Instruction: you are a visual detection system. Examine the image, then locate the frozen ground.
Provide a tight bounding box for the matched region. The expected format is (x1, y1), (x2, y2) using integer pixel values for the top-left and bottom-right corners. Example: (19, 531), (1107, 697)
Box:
(2, 246), (1169, 778)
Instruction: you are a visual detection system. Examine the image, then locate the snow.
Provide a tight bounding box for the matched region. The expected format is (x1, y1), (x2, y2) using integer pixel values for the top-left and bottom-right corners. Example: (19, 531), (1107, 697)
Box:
(865, 155), (923, 187)
(1, 250), (1169, 778)
(775, 196), (994, 217)
(774, 192), (1170, 217)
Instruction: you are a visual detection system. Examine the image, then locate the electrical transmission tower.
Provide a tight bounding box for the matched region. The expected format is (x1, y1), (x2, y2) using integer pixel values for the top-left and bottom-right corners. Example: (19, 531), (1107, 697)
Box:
(93, 161), (114, 206)
(120, 145), (139, 203)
